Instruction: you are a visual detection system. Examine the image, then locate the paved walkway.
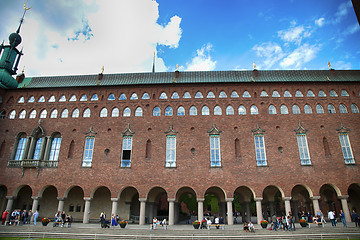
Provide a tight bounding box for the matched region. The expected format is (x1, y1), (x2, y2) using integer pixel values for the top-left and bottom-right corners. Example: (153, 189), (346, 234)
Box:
(1, 222), (360, 239)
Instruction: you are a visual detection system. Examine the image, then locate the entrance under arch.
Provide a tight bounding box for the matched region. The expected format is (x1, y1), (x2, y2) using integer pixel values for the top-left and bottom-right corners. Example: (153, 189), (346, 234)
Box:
(38, 185), (58, 219)
(348, 183), (360, 213)
(291, 185), (312, 221)
(319, 184), (341, 214)
(204, 187), (226, 222)
(13, 185), (32, 212)
(147, 187), (168, 224)
(90, 186), (111, 222)
(262, 185), (284, 220)
(234, 186), (255, 224)
(0, 185), (7, 214)
(175, 187), (197, 224)
(118, 187), (139, 223)
(64, 186), (84, 222)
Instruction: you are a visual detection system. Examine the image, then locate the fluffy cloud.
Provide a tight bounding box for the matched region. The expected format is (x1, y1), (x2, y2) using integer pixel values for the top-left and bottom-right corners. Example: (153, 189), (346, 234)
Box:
(280, 44), (320, 69)
(315, 18), (325, 27)
(335, 1), (352, 23)
(185, 43), (217, 71)
(278, 25), (311, 45)
(343, 23), (360, 36)
(252, 42), (284, 69)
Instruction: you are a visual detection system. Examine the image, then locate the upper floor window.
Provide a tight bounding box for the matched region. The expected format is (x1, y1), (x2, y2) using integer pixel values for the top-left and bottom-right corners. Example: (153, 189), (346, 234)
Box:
(226, 105), (234, 115)
(296, 134), (311, 165)
(292, 104), (300, 114)
(254, 134), (267, 166)
(100, 108), (108, 118)
(183, 92), (191, 98)
(123, 107), (131, 117)
(177, 106), (185, 116)
(280, 105), (289, 114)
(59, 95), (66, 102)
(165, 135), (176, 167)
(119, 93), (127, 100)
(32, 137), (43, 160)
(295, 90), (303, 97)
(328, 104), (336, 114)
(201, 106), (209, 115)
(231, 91), (239, 98)
(338, 133), (355, 164)
(165, 106), (173, 116)
(61, 109), (69, 118)
(142, 93), (150, 99)
(339, 104), (348, 113)
(50, 109), (58, 118)
(14, 135), (27, 160)
(111, 108), (118, 117)
(207, 91), (215, 98)
(48, 134), (62, 161)
(318, 90), (326, 97)
(48, 96), (56, 102)
(330, 90), (338, 97)
(18, 97), (25, 103)
(153, 106), (161, 116)
(82, 136), (95, 167)
(214, 105), (222, 115)
(284, 90), (292, 97)
(9, 110), (16, 119)
(130, 93), (138, 100)
(28, 96), (35, 103)
(210, 135), (221, 167)
(107, 94), (115, 100)
(242, 91), (251, 98)
(29, 110), (37, 119)
(195, 91), (203, 98)
(272, 90), (280, 97)
(341, 90), (349, 96)
(83, 108), (91, 118)
(171, 92), (179, 99)
(40, 109), (47, 118)
(351, 104), (359, 113)
(304, 104), (312, 114)
(238, 105), (246, 115)
(121, 136), (132, 167)
(307, 90), (315, 97)
(250, 105), (258, 115)
(268, 105), (276, 114)
(38, 96), (45, 102)
(219, 91), (227, 98)
(91, 94), (98, 101)
(19, 110), (26, 119)
(135, 107), (143, 116)
(316, 104), (324, 114)
(80, 95), (87, 101)
(189, 106), (197, 116)
(159, 92), (168, 99)
(260, 91), (268, 97)
(69, 95), (77, 102)
(72, 108), (79, 118)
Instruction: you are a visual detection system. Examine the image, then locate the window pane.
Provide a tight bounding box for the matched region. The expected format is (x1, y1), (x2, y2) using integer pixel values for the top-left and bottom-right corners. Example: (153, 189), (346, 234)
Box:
(130, 93), (138, 100)
(142, 93), (150, 99)
(226, 105), (234, 115)
(159, 92), (168, 99)
(260, 91), (268, 97)
(165, 106), (173, 116)
(123, 107), (131, 117)
(272, 91), (280, 97)
(91, 94), (98, 101)
(195, 92), (203, 98)
(214, 106), (222, 115)
(135, 107), (143, 116)
(166, 136), (176, 167)
(153, 107), (161, 116)
(210, 136), (221, 167)
(189, 106), (197, 116)
(183, 92), (191, 98)
(280, 105), (288, 114)
(100, 108), (108, 117)
(254, 135), (267, 166)
(219, 91), (227, 98)
(201, 106), (209, 115)
(238, 105), (246, 115)
(82, 137), (95, 167)
(15, 138), (27, 160)
(292, 105), (300, 114)
(177, 106), (185, 116)
(108, 94), (115, 100)
(250, 105), (258, 115)
(119, 93), (127, 100)
(316, 104), (324, 114)
(207, 91), (215, 98)
(171, 92), (179, 99)
(231, 91), (239, 98)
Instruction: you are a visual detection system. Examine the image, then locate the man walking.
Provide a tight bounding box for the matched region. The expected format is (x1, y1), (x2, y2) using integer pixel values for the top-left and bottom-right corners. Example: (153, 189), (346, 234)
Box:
(328, 210), (336, 227)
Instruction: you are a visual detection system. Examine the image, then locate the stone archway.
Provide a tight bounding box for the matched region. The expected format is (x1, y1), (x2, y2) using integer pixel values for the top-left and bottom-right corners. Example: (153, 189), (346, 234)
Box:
(348, 183), (360, 213)
(64, 186), (84, 222)
(234, 186), (255, 224)
(118, 186), (139, 223)
(319, 184), (341, 214)
(90, 186), (111, 222)
(38, 185), (58, 219)
(13, 185), (32, 212)
(0, 185), (7, 214)
(291, 185), (312, 221)
(147, 187), (168, 224)
(175, 187), (197, 224)
(203, 186), (226, 222)
(263, 185), (285, 219)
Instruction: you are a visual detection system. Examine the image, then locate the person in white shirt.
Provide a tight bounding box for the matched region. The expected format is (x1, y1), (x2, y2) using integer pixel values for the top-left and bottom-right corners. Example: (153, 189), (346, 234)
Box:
(328, 210), (336, 227)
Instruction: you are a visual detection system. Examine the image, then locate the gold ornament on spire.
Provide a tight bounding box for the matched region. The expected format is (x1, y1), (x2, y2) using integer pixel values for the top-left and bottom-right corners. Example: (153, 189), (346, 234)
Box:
(176, 64), (179, 71)
(24, 0), (32, 11)
(328, 61), (332, 70)
(253, 62), (256, 70)
(101, 66), (104, 74)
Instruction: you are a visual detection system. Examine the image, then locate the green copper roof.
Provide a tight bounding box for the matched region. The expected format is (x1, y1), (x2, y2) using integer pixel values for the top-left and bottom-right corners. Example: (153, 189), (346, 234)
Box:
(20, 70), (360, 89)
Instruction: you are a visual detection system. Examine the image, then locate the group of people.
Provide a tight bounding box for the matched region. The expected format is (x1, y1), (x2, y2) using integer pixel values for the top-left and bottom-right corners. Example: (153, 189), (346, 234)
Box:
(199, 216), (225, 230)
(100, 212), (126, 228)
(54, 210), (72, 227)
(243, 221), (255, 232)
(271, 212), (296, 231)
(152, 217), (167, 229)
(1, 209), (39, 226)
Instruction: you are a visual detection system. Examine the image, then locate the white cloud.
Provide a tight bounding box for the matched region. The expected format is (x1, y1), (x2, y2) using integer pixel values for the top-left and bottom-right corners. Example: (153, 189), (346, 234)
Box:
(280, 43), (320, 69)
(5, 0), (182, 76)
(315, 18), (325, 27)
(343, 23), (360, 35)
(333, 60), (352, 70)
(185, 43), (217, 71)
(278, 25), (311, 45)
(335, 1), (352, 23)
(252, 42), (284, 69)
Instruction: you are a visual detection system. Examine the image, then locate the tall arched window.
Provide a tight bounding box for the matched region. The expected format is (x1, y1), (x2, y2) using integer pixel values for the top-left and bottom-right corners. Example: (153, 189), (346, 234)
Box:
(280, 105), (288, 114)
(339, 104), (348, 113)
(29, 110), (37, 119)
(268, 105), (276, 114)
(165, 106), (173, 116)
(177, 106), (185, 116)
(304, 104), (312, 114)
(250, 105), (258, 114)
(201, 106), (209, 115)
(19, 110), (26, 119)
(226, 105), (234, 115)
(61, 109), (69, 118)
(238, 105), (246, 115)
(316, 104), (324, 114)
(135, 107), (143, 116)
(9, 110), (16, 119)
(50, 109), (58, 118)
(111, 108), (119, 117)
(351, 104), (359, 113)
(83, 108), (91, 118)
(189, 106), (197, 116)
(328, 104), (336, 113)
(123, 107), (131, 117)
(292, 105), (300, 114)
(100, 108), (108, 118)
(72, 108), (79, 118)
(48, 133), (62, 162)
(40, 109), (47, 118)
(153, 106), (161, 116)
(14, 133), (27, 160)
(214, 105), (222, 115)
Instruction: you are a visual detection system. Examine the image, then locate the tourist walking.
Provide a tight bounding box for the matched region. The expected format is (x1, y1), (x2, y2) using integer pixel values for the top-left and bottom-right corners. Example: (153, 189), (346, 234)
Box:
(328, 210), (336, 227)
(352, 210), (359, 227)
(2, 210), (8, 225)
(33, 210), (39, 225)
(339, 210), (346, 227)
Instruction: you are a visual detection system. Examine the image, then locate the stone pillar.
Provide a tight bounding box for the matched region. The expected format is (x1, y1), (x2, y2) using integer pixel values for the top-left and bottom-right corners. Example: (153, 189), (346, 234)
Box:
(245, 201), (251, 222)
(226, 198), (234, 225)
(5, 196), (15, 222)
(39, 137), (47, 160)
(83, 197), (92, 224)
(310, 196), (321, 216)
(26, 136), (35, 159)
(168, 198), (175, 225)
(111, 198), (119, 216)
(31, 196), (40, 222)
(57, 197), (66, 212)
(339, 195), (351, 223)
(197, 198), (204, 222)
(139, 198), (146, 225)
(255, 198), (263, 224)
(283, 197), (292, 216)
(43, 136), (52, 161)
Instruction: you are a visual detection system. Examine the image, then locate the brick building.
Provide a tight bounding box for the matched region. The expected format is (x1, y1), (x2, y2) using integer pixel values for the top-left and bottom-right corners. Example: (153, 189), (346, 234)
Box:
(1, 11), (360, 226)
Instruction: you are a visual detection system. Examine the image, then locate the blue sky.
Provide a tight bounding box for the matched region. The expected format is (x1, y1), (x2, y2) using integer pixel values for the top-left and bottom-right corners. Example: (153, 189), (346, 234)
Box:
(0, 0), (359, 77)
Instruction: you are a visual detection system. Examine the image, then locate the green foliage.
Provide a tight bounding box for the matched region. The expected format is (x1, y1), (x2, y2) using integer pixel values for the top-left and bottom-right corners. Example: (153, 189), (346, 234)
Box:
(179, 194), (197, 213)
(204, 194), (219, 214)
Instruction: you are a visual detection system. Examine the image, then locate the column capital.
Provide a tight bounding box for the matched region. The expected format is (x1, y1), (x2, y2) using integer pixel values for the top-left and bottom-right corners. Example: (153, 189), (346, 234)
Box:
(282, 197), (292, 201)
(111, 198), (120, 202)
(167, 198), (175, 202)
(338, 195), (349, 200)
(254, 197), (263, 202)
(226, 198), (234, 202)
(6, 196), (16, 200)
(31, 196), (41, 200)
(139, 198), (147, 202)
(83, 197), (93, 201)
(197, 198), (205, 202)
(57, 197), (66, 201)
(310, 196), (321, 200)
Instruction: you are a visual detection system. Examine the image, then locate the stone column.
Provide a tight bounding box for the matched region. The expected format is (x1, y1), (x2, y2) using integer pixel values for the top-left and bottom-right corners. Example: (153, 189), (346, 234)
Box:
(339, 195), (351, 223)
(255, 198), (263, 224)
(168, 198), (175, 225)
(111, 198), (119, 216)
(283, 197), (292, 216)
(5, 196), (15, 222)
(83, 197), (92, 224)
(245, 201), (251, 222)
(139, 198), (146, 225)
(43, 136), (52, 161)
(197, 198), (204, 222)
(26, 136), (35, 159)
(226, 198), (234, 225)
(57, 197), (66, 212)
(31, 196), (40, 222)
(39, 137), (47, 160)
(310, 196), (321, 216)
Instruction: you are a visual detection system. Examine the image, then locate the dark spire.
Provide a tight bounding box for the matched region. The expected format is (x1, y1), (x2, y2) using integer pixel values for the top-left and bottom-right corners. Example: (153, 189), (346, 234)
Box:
(152, 52), (155, 73)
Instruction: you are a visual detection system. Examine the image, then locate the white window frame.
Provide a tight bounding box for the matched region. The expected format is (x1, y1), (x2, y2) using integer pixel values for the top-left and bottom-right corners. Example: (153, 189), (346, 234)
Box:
(210, 135), (221, 167)
(165, 135), (176, 167)
(254, 134), (267, 166)
(338, 133), (355, 164)
(82, 136), (95, 167)
(296, 134), (311, 165)
(121, 136), (132, 167)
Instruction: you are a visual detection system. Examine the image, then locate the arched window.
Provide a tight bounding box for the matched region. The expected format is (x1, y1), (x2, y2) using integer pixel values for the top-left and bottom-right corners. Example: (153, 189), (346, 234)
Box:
(153, 106), (160, 116)
(341, 90), (349, 96)
(91, 94), (98, 101)
(307, 90), (315, 97)
(280, 105), (288, 114)
(61, 109), (69, 118)
(242, 91), (251, 98)
(29, 110), (36, 118)
(295, 90), (303, 97)
(318, 90), (326, 97)
(32, 135), (43, 160)
(111, 108), (119, 117)
(80, 95), (87, 101)
(59, 95), (66, 102)
(189, 106), (197, 116)
(9, 110), (16, 119)
(330, 90), (338, 97)
(83, 108), (91, 118)
(272, 90), (280, 97)
(238, 105), (246, 115)
(40, 109), (47, 118)
(18, 96), (25, 103)
(183, 92), (191, 98)
(107, 94), (115, 100)
(292, 105), (300, 114)
(195, 91), (203, 98)
(201, 106), (209, 115)
(100, 108), (108, 117)
(135, 107), (143, 116)
(28, 96), (35, 103)
(260, 91), (268, 97)
(123, 107), (131, 117)
(69, 95), (77, 101)
(159, 92), (168, 99)
(177, 106), (185, 116)
(14, 133), (27, 160)
(327, 104), (336, 113)
(165, 106), (173, 116)
(19, 110), (26, 119)
(207, 91), (215, 98)
(48, 133), (62, 161)
(119, 93), (127, 100)
(250, 105), (258, 114)
(142, 93), (150, 99)
(72, 108), (79, 118)
(49, 95), (56, 102)
(304, 104), (312, 114)
(231, 91), (239, 98)
(226, 105), (234, 115)
(339, 104), (348, 113)
(50, 109), (58, 118)
(171, 92), (179, 99)
(214, 105), (222, 115)
(219, 91), (227, 98)
(130, 93), (138, 100)
(38, 96), (45, 102)
(284, 90), (292, 97)
(351, 104), (359, 113)
(316, 104), (324, 114)
(268, 105), (276, 114)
